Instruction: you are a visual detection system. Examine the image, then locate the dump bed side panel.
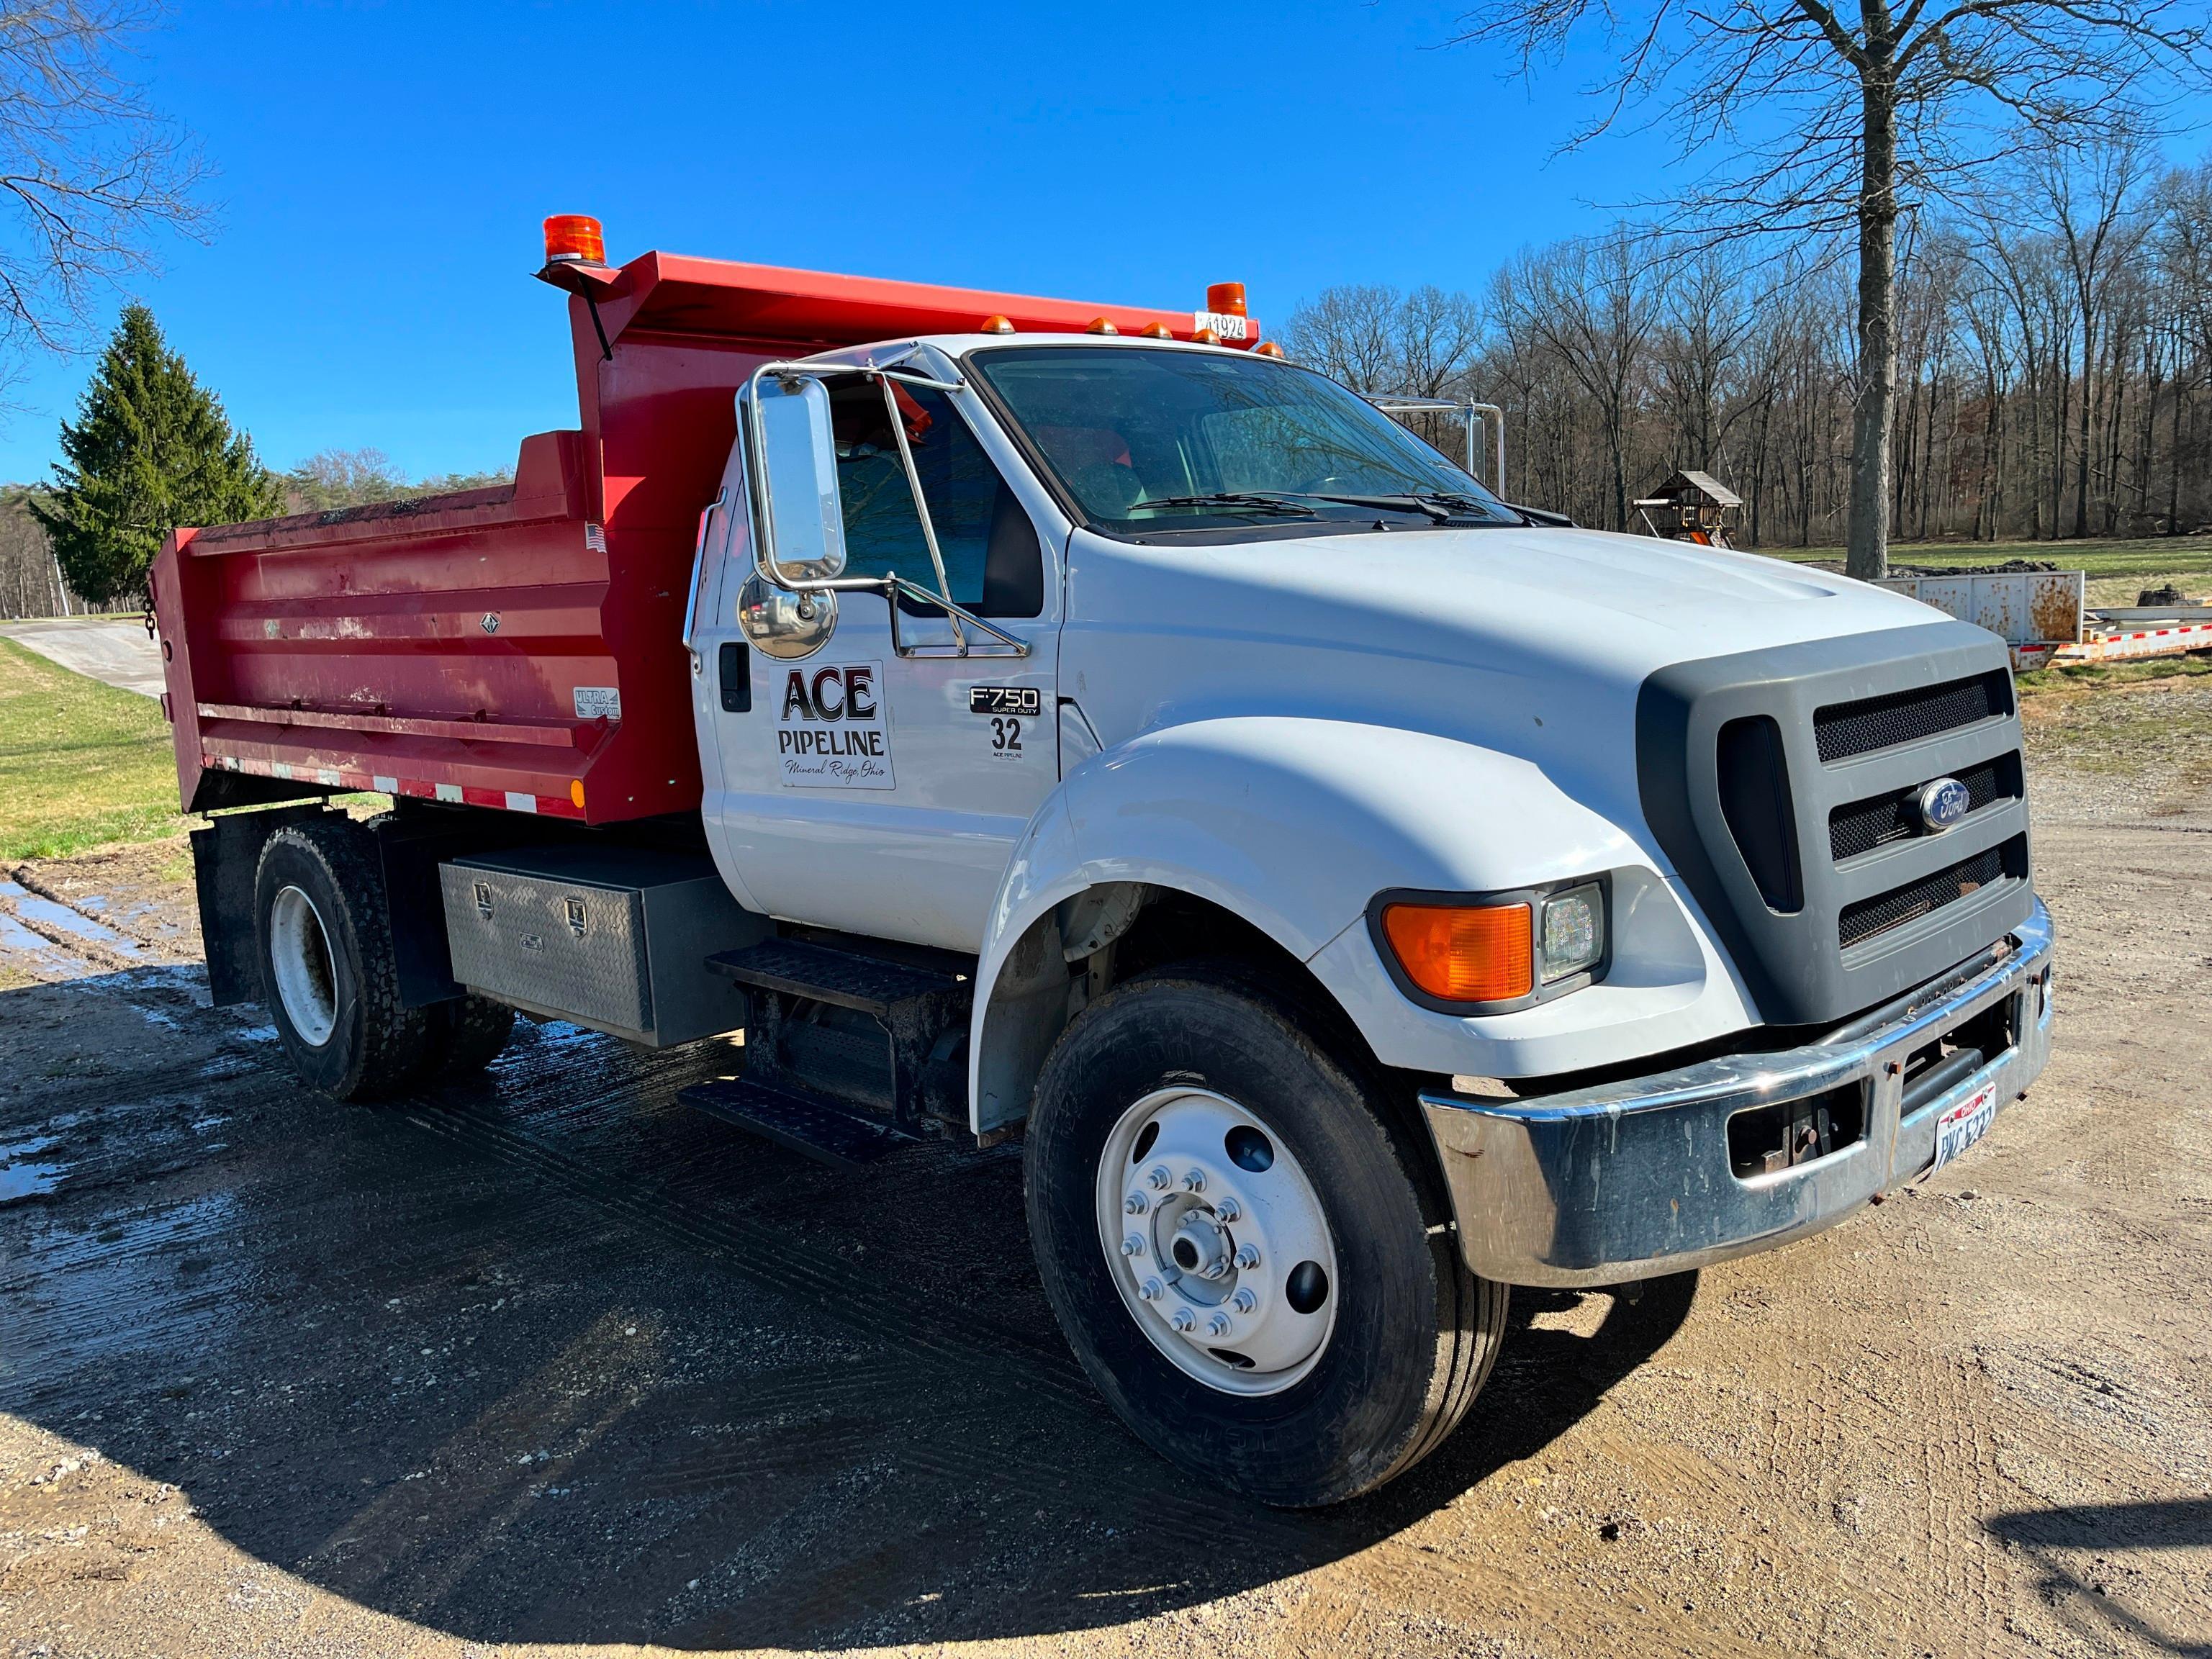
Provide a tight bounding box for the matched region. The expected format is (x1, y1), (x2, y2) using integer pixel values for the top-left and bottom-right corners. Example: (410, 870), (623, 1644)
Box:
(153, 428), (703, 824)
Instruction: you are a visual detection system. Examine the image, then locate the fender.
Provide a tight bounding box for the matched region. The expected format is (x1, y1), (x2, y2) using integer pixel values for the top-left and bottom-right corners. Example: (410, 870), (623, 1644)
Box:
(967, 716), (1730, 1131)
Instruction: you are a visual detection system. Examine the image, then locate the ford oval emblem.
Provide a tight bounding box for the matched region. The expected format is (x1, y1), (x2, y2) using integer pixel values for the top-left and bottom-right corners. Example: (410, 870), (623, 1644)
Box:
(1917, 777), (1972, 832)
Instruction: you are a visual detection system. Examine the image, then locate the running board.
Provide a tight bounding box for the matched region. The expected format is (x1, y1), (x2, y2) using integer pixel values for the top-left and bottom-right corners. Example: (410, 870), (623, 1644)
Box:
(707, 939), (972, 1129)
(678, 1076), (916, 1168)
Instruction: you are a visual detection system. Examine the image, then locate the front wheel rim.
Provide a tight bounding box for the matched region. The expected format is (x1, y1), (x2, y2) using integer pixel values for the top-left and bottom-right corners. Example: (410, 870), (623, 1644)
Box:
(269, 885), (338, 1047)
(1095, 1086), (1339, 1397)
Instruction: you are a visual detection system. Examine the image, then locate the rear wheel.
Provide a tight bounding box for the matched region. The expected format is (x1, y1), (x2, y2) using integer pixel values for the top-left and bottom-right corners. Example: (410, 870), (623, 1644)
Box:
(421, 994), (516, 1077)
(254, 817), (430, 1100)
(1025, 965), (1507, 1506)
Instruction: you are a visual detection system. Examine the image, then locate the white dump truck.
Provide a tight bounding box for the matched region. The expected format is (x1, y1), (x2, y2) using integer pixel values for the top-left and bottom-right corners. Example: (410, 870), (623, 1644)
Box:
(155, 220), (2054, 1506)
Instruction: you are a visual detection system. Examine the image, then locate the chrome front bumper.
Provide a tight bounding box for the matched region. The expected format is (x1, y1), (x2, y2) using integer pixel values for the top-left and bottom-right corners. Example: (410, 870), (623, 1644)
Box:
(1419, 899), (2055, 1288)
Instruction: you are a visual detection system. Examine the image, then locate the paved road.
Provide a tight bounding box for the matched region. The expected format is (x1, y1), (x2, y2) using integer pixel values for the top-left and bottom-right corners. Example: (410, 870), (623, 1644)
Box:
(0, 615), (163, 697)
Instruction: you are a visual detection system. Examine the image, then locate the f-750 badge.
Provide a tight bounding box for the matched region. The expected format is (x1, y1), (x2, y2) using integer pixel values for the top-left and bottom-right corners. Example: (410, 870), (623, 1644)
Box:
(969, 685), (1042, 717)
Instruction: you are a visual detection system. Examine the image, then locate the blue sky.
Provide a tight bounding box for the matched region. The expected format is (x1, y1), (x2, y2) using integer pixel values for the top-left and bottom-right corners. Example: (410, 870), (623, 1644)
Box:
(0, 0), (1676, 484)
(0, 1), (2195, 486)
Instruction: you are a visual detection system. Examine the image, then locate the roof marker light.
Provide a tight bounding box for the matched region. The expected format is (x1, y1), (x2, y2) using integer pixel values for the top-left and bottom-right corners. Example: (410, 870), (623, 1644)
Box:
(1192, 325), (1221, 345)
(1086, 317), (1119, 335)
(543, 214), (606, 266)
(1254, 340), (1286, 358)
(980, 315), (1016, 334)
(1139, 321), (1174, 339)
(1206, 281), (1247, 317)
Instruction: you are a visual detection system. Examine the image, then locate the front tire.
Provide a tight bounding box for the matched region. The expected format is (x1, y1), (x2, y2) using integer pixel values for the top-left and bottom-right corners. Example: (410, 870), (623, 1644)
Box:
(1025, 966), (1507, 1506)
(253, 817), (430, 1100)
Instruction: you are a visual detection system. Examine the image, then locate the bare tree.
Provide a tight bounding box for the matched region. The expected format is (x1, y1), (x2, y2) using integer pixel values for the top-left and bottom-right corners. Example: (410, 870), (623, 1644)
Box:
(1447, 0), (2209, 577)
(0, 1), (204, 376)
(1494, 229), (1665, 530)
(1280, 285), (1404, 393)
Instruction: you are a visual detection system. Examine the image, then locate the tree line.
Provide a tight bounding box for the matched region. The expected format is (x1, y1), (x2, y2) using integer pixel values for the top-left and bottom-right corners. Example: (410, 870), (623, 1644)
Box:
(1285, 133), (2212, 553)
(0, 304), (510, 614)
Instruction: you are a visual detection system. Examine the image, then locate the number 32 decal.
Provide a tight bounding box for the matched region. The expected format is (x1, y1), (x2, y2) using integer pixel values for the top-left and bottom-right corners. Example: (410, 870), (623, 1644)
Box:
(972, 685), (1038, 761)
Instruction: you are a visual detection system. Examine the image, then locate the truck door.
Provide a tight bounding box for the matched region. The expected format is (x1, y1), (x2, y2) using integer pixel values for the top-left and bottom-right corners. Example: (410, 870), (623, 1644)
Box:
(702, 374), (1061, 954)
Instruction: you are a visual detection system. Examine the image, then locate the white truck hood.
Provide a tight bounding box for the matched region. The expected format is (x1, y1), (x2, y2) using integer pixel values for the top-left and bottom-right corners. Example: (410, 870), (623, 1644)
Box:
(1061, 522), (1953, 856)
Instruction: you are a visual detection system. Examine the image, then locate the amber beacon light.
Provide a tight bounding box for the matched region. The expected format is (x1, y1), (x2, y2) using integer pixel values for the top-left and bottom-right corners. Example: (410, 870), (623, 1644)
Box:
(543, 214), (607, 266)
(1381, 902), (1534, 1004)
(1206, 281), (1248, 317)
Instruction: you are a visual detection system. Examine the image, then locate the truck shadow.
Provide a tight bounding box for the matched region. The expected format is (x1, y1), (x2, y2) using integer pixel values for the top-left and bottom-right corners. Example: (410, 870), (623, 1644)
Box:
(0, 974), (1697, 1650)
(1982, 1501), (2212, 1658)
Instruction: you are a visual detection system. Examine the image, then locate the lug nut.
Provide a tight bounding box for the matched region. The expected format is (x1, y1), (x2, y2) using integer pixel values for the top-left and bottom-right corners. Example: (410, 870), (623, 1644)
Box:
(1234, 1244), (1261, 1270)
(1124, 1193), (1149, 1216)
(1137, 1278), (1163, 1301)
(1207, 1312), (1233, 1337)
(1201, 1258), (1230, 1280)
(1121, 1235), (1145, 1257)
(1147, 1165), (1170, 1192)
(1231, 1288), (1258, 1313)
(1215, 1195), (1242, 1223)
(1183, 1168), (1206, 1193)
(1170, 1307), (1196, 1332)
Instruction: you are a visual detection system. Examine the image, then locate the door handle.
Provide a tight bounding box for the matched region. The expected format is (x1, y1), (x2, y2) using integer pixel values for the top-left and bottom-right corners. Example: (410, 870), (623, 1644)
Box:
(718, 641), (751, 713)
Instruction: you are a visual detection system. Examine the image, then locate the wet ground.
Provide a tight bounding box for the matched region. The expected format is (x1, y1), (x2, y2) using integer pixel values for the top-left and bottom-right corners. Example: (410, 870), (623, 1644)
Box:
(2, 766), (2209, 1655)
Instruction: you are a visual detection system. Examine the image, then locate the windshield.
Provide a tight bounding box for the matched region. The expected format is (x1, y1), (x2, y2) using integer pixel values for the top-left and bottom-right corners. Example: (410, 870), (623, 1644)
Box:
(966, 345), (1520, 537)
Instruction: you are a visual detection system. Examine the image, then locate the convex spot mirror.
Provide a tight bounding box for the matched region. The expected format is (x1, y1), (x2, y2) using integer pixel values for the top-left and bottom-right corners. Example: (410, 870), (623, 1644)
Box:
(751, 375), (847, 584)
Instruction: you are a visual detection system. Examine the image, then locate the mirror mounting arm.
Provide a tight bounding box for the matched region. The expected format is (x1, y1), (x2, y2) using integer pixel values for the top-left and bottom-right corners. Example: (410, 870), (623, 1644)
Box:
(741, 354), (1024, 659)
(877, 374), (963, 651)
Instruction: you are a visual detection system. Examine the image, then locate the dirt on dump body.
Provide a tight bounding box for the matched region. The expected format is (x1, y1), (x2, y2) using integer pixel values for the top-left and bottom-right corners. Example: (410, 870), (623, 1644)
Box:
(1, 757), (2208, 1656)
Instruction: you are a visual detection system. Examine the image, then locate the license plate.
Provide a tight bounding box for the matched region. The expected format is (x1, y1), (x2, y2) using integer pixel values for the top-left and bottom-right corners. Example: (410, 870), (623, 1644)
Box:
(1929, 1080), (1999, 1174)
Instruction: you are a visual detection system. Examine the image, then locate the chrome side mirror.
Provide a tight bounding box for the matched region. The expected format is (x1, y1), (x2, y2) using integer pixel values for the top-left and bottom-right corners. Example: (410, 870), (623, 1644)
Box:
(748, 374), (847, 587)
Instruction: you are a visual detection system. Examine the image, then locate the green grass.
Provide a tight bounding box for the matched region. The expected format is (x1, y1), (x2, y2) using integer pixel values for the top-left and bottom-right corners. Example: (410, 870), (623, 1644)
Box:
(1770, 535), (2212, 585)
(0, 636), (191, 859)
(2017, 653), (2212, 696)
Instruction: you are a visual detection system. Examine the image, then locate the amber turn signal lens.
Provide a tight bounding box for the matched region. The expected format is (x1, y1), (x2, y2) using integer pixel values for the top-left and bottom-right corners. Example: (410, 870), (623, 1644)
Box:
(543, 214), (606, 265)
(1381, 903), (1533, 1004)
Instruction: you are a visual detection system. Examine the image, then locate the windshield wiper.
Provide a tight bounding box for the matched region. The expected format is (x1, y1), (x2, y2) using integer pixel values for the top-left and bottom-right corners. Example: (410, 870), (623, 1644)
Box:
(1127, 492), (1320, 518)
(1260, 491), (1512, 524)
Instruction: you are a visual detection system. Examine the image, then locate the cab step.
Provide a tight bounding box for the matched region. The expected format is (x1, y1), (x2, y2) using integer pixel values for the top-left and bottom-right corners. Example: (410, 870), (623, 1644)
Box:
(677, 1076), (915, 1168)
(705, 937), (973, 1131)
(705, 936), (967, 1014)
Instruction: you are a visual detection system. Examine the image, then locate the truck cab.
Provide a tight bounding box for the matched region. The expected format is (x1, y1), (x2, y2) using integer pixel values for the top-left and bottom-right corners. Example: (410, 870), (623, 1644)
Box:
(155, 222), (2054, 1508)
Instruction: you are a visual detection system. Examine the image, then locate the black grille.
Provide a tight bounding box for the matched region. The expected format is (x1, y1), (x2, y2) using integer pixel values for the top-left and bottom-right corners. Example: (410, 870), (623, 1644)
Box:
(1717, 715), (1802, 911)
(1838, 837), (2023, 950)
(1814, 670), (2013, 764)
(1828, 754), (2021, 862)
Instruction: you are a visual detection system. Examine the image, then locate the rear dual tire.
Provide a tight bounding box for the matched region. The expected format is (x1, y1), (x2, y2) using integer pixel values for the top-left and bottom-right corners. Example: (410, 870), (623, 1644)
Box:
(254, 816), (512, 1100)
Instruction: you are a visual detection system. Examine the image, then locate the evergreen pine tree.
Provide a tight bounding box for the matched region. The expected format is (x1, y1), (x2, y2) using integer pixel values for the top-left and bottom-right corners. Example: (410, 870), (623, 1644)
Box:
(32, 305), (281, 605)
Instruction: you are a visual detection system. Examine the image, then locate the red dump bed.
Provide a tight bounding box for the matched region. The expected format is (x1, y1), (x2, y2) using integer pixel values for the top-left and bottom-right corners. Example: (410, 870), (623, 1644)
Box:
(152, 247), (1255, 825)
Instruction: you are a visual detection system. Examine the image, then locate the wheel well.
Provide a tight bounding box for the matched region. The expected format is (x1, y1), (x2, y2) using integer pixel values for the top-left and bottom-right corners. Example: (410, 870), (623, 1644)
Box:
(973, 883), (1381, 1135)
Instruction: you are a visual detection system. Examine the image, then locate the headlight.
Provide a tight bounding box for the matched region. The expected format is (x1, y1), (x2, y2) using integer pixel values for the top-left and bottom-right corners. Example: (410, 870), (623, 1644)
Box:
(1540, 883), (1604, 982)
